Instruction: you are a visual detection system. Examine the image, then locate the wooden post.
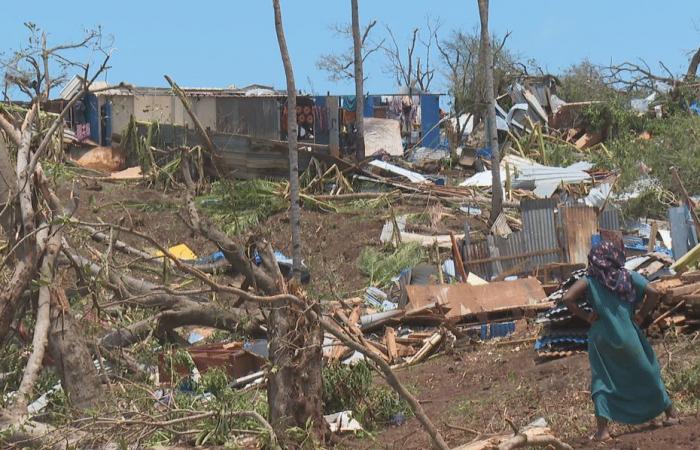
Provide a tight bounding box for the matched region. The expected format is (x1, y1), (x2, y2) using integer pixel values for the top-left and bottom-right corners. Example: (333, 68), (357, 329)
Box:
(450, 232), (468, 282)
(648, 221), (658, 253)
(328, 96), (340, 157)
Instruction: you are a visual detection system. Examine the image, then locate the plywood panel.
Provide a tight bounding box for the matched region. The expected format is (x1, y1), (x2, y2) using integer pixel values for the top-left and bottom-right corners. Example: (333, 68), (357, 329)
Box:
(561, 206), (597, 264)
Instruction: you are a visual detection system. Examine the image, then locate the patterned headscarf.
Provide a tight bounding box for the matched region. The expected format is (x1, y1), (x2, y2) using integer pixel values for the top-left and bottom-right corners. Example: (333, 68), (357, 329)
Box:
(587, 241), (636, 303)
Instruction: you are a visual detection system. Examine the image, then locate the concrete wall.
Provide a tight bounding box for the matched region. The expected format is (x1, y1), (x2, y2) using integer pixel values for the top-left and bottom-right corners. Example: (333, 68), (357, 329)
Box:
(109, 95), (134, 136)
(171, 96), (217, 130)
(133, 94), (172, 125)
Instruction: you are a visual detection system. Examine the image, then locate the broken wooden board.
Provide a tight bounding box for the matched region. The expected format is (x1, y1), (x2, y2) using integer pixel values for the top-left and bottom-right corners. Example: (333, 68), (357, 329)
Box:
(574, 132), (602, 150)
(405, 278), (547, 320)
(384, 327), (398, 364)
(681, 271), (700, 283)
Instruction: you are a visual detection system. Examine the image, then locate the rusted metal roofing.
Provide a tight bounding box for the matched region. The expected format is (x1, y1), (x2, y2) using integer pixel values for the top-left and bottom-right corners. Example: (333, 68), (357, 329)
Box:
(560, 206), (597, 264)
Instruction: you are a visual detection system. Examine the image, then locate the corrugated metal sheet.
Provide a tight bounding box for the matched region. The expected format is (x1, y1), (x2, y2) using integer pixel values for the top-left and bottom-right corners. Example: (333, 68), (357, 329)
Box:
(560, 206), (597, 264)
(464, 241), (492, 280)
(216, 97), (281, 140)
(493, 232), (529, 273)
(599, 207), (621, 230)
(521, 198), (560, 267)
(141, 123), (311, 179)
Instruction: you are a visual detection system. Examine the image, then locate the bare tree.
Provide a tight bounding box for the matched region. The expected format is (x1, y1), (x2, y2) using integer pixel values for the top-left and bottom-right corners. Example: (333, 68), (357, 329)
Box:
(351, 0), (366, 160)
(272, 0), (329, 446)
(437, 28), (520, 147)
(477, 0), (503, 223)
(382, 18), (440, 92)
(316, 21), (382, 82)
(686, 46), (700, 80)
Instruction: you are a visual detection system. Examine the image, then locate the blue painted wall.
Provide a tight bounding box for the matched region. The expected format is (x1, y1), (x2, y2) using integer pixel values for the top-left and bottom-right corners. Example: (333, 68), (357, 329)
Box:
(363, 95), (375, 118)
(420, 94), (440, 148)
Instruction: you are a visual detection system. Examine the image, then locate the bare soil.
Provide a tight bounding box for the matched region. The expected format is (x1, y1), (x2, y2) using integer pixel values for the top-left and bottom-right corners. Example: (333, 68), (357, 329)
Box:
(338, 340), (700, 450)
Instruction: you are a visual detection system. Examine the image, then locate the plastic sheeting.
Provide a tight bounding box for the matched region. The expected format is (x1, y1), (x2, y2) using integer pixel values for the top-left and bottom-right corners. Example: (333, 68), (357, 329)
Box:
(364, 118), (404, 156)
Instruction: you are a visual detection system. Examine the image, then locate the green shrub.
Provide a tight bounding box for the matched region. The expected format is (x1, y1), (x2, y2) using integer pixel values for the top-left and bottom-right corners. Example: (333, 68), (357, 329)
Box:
(322, 362), (411, 429)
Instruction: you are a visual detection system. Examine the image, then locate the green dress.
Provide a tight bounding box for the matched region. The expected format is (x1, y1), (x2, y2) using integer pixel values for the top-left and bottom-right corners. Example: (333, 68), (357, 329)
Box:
(586, 272), (671, 424)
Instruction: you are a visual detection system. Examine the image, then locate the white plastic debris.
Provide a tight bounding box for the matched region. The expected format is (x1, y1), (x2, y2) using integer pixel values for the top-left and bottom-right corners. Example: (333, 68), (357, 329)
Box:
(368, 159), (428, 183)
(324, 410), (364, 433)
(585, 183), (613, 208)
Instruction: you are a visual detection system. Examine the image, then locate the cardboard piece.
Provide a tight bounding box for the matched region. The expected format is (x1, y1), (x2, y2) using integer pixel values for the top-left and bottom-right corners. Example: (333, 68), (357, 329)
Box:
(405, 278), (547, 320)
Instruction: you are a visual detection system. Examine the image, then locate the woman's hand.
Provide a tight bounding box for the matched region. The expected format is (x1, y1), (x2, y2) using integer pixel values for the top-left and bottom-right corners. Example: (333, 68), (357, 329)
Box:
(634, 313), (645, 326)
(586, 311), (598, 325)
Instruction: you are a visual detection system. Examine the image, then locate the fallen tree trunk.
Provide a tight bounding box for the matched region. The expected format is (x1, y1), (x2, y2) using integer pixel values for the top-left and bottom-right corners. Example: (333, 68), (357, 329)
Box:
(48, 284), (102, 410)
(13, 226), (54, 413)
(451, 425), (573, 450)
(61, 249), (264, 348)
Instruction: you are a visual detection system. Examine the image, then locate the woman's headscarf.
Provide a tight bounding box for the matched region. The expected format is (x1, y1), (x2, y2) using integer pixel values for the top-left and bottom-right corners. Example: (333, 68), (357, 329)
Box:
(587, 241), (636, 303)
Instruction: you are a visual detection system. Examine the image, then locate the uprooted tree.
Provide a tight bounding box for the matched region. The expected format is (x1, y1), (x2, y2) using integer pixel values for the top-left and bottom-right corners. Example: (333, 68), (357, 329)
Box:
(0, 22), (111, 428)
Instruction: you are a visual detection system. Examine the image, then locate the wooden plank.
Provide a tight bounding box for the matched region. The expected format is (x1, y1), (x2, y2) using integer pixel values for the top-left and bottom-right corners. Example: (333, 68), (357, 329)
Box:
(384, 327), (398, 364)
(671, 242), (700, 272)
(680, 271), (700, 283)
(450, 232), (468, 281)
(638, 260), (665, 278)
(668, 282), (700, 298)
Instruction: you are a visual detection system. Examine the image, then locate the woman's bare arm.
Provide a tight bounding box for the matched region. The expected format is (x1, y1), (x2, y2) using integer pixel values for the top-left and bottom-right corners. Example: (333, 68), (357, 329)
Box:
(562, 278), (597, 324)
(635, 283), (662, 324)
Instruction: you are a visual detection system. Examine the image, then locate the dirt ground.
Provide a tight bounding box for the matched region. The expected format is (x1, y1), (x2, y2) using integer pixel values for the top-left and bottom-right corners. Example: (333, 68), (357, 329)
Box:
(337, 339), (700, 450)
(61, 181), (700, 450)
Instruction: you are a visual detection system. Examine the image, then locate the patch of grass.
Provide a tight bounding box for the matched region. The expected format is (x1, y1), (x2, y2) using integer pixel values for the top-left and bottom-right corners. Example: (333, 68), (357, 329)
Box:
(666, 357), (700, 413)
(358, 243), (425, 289)
(323, 362), (411, 430)
(197, 180), (286, 236)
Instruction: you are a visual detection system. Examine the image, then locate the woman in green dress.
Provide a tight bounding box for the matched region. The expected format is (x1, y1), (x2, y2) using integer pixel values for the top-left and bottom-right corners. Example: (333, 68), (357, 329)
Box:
(562, 241), (678, 441)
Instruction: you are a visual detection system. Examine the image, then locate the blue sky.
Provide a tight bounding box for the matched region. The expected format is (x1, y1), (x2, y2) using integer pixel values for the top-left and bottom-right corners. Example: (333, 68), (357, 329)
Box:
(2, 1), (699, 97)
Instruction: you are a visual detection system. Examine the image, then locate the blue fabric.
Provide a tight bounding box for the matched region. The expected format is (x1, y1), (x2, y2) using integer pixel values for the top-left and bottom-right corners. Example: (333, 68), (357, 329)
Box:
(475, 146), (492, 159)
(341, 96), (357, 112)
(690, 101), (700, 115)
(586, 272), (671, 424)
